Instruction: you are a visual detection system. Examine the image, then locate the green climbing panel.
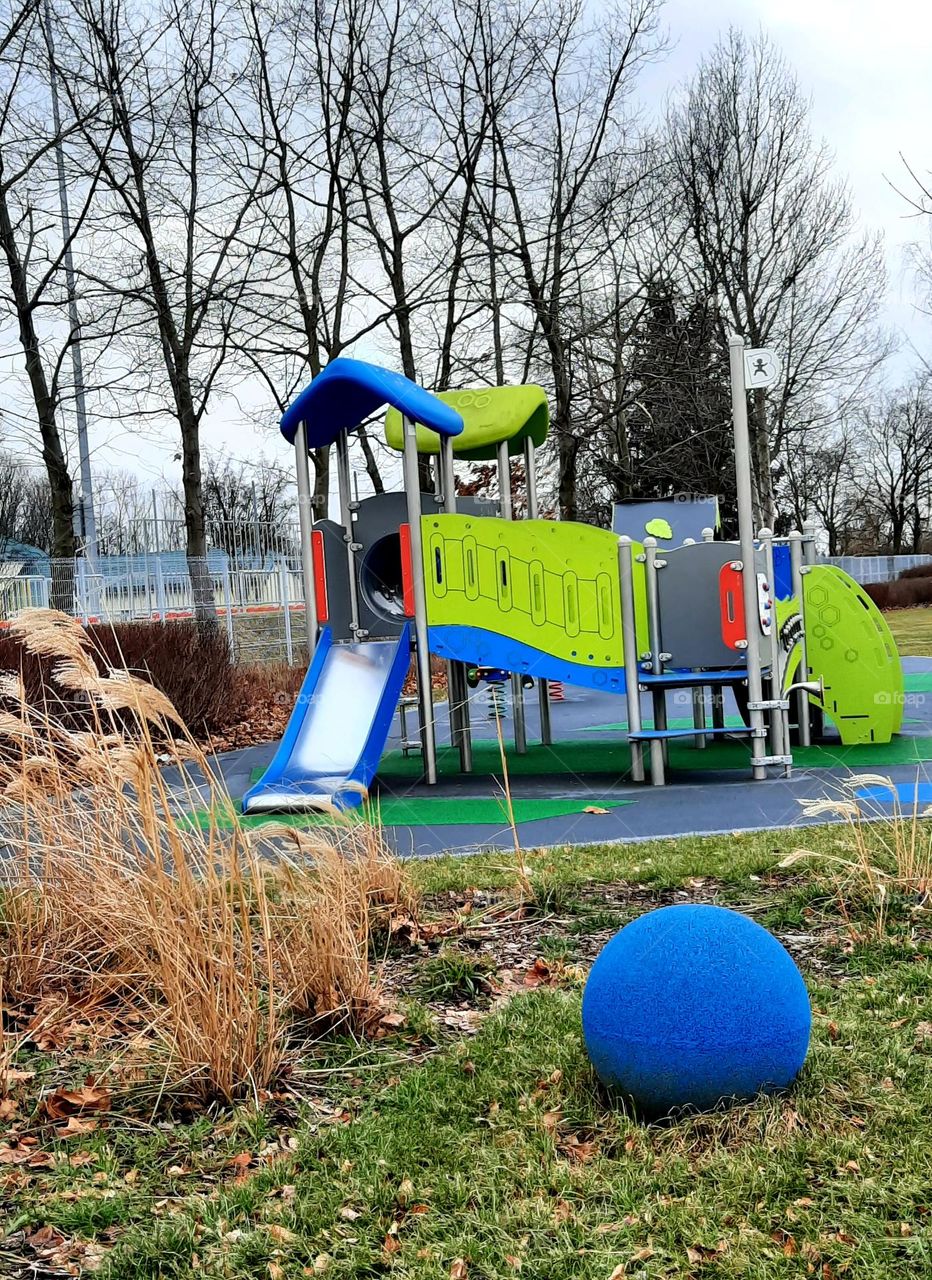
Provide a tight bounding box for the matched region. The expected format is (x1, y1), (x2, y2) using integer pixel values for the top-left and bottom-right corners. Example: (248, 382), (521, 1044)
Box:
(421, 515), (647, 670)
(801, 565), (903, 744)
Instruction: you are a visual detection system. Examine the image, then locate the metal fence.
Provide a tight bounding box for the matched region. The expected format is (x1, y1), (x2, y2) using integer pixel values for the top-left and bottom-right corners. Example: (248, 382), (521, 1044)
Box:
(0, 554), (309, 667)
(822, 554), (932, 584)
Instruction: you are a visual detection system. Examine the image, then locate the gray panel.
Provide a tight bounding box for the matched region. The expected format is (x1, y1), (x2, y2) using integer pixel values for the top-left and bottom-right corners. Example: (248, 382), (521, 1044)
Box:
(314, 518), (353, 641)
(613, 496), (719, 545)
(657, 541), (746, 670)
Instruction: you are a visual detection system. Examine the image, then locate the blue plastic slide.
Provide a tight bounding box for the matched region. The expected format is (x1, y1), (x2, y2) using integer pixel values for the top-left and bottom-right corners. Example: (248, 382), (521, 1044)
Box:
(241, 624), (412, 813)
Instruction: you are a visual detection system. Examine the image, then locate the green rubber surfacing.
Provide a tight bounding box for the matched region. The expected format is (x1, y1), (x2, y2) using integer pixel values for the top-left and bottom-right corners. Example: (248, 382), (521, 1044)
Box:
(185, 792), (632, 832)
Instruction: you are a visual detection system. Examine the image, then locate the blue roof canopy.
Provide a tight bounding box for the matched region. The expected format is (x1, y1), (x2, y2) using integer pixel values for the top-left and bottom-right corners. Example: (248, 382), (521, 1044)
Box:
(280, 357), (464, 449)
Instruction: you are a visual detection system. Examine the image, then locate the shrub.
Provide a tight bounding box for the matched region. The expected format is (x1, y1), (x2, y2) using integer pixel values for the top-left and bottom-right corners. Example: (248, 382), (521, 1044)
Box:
(0, 618), (245, 737)
(0, 608), (415, 1103)
(862, 577), (932, 610)
(897, 562), (932, 580)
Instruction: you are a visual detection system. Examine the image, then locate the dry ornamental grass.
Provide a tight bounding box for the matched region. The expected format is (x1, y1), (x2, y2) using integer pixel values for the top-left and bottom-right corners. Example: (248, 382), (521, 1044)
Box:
(0, 609), (414, 1104)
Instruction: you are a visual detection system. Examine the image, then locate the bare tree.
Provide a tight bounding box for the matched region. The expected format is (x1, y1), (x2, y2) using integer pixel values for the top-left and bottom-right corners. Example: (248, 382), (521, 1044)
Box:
(60, 0), (269, 619)
(201, 453), (294, 555)
(666, 28), (888, 526)
(0, 454), (56, 550)
(483, 0), (664, 519)
(857, 378), (932, 553)
(0, 0), (101, 583)
(780, 424), (859, 554)
(233, 0), (401, 506)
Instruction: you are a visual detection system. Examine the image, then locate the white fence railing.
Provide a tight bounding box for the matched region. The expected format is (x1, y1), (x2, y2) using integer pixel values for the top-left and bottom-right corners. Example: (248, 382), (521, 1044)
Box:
(822, 554), (932, 584)
(0, 555), (308, 666)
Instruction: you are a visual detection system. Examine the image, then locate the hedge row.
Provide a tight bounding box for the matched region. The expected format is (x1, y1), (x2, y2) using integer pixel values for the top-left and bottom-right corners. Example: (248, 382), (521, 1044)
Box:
(0, 619), (247, 737)
(862, 562), (932, 610)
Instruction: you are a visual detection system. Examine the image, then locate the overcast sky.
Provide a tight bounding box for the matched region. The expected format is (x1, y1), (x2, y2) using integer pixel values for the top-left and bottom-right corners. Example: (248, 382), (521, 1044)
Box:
(91, 0), (932, 497)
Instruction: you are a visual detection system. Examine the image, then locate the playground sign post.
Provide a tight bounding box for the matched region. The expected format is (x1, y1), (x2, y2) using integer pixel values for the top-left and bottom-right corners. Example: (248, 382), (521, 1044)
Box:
(743, 348), (781, 389)
(729, 334), (769, 780)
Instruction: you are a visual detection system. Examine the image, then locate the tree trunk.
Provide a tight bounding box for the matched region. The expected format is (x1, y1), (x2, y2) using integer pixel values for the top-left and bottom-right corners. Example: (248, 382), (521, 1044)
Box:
(558, 435), (579, 522)
(749, 389), (775, 528)
(178, 394), (215, 627)
(312, 446), (330, 517)
(356, 426), (385, 495)
(0, 187), (76, 608)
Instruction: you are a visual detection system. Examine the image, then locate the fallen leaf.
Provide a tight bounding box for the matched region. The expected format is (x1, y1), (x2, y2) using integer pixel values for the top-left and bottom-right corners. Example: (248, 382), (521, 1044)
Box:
(583, 805), (609, 815)
(558, 1134), (598, 1164)
(686, 1242), (723, 1264)
(41, 1082), (111, 1120)
(379, 1011), (406, 1030)
(2, 1068), (35, 1084)
(55, 1115), (97, 1139)
(631, 1246), (655, 1262)
(0, 1097), (18, 1120)
(267, 1224), (298, 1245)
(523, 958), (552, 988)
(397, 1177), (415, 1205)
(450, 1261), (468, 1279)
(542, 1109), (562, 1133)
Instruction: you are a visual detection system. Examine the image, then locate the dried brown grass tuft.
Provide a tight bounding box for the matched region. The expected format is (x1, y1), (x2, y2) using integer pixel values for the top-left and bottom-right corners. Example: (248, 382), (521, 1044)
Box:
(0, 610), (415, 1103)
(786, 775), (932, 938)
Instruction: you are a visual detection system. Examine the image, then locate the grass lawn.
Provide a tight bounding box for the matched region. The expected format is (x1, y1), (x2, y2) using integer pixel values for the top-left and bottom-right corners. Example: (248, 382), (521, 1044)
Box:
(885, 606), (932, 657)
(3, 827), (932, 1279)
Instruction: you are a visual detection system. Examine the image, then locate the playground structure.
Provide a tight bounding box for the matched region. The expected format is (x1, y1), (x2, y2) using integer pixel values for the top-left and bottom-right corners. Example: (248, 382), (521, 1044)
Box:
(242, 349), (903, 814)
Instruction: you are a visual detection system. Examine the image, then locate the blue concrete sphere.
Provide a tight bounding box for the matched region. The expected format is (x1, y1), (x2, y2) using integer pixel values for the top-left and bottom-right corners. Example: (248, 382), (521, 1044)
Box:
(582, 905), (811, 1115)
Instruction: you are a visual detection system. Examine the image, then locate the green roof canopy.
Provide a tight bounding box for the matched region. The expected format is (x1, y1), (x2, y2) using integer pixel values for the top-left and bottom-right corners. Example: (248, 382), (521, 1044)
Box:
(385, 385), (548, 460)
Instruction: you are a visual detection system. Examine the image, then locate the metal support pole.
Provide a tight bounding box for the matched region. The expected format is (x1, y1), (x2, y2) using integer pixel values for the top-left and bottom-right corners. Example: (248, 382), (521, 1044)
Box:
(802, 519), (819, 566)
(789, 530), (811, 747)
(643, 537), (666, 785)
(496, 440), (526, 753)
(221, 561), (235, 653)
(618, 537), (645, 783)
(729, 335), (768, 780)
(441, 435), (472, 773)
(496, 441), (513, 520)
(335, 430), (361, 637)
(524, 437), (552, 746)
(154, 556), (166, 621)
(691, 687), (707, 749)
(711, 689), (725, 729)
(760, 526), (791, 775)
(440, 436), (456, 510)
(280, 558), (293, 665)
(294, 422), (318, 662)
(402, 415), (437, 785)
